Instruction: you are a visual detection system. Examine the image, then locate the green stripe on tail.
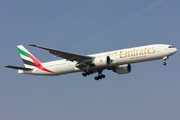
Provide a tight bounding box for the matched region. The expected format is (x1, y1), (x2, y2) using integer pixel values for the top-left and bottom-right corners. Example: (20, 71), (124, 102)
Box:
(17, 47), (30, 58)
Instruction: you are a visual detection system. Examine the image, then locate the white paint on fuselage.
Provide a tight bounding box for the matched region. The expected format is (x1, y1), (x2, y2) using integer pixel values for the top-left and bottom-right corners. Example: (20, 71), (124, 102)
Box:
(19, 44), (177, 76)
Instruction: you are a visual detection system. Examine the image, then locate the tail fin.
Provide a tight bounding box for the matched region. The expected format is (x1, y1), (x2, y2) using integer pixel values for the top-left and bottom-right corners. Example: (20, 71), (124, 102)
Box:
(17, 45), (41, 69)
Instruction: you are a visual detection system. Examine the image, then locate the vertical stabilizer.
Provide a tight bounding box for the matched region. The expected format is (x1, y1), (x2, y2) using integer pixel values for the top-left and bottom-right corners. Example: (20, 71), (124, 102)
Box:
(17, 45), (41, 69)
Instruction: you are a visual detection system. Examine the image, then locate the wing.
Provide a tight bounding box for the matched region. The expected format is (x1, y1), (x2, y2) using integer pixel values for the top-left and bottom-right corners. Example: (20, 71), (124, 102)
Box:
(28, 44), (94, 63)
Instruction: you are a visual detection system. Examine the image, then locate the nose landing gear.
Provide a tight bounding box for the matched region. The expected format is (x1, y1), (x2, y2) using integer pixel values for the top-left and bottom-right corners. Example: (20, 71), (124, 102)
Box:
(162, 56), (168, 66)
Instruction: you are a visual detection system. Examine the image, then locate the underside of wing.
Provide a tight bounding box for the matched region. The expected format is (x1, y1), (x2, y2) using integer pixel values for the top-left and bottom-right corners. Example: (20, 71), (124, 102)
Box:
(28, 44), (94, 62)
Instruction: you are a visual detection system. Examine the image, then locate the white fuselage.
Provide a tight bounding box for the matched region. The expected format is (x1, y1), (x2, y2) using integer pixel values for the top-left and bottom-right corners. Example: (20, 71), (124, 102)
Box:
(18, 44), (177, 76)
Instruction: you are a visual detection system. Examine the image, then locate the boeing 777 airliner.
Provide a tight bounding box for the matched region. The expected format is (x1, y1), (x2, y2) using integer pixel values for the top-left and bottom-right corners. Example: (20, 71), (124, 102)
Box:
(4, 44), (177, 80)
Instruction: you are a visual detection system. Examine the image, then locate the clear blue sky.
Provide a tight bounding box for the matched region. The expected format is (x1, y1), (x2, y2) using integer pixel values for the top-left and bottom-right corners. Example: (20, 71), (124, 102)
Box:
(1, 0), (180, 120)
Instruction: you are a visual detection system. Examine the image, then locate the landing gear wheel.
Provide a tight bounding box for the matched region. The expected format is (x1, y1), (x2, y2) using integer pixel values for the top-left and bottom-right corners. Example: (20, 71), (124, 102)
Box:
(89, 71), (93, 74)
(101, 74), (105, 78)
(98, 76), (102, 79)
(82, 73), (87, 77)
(162, 62), (166, 66)
(94, 70), (106, 80)
(94, 77), (99, 80)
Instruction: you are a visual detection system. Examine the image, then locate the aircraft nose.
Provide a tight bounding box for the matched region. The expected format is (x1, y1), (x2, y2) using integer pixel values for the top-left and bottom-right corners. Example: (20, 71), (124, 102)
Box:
(174, 48), (178, 53)
(171, 48), (178, 54)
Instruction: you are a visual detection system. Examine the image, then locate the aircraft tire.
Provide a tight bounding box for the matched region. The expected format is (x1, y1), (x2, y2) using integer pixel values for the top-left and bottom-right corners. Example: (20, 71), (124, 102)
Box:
(163, 62), (166, 66)
(82, 73), (87, 76)
(101, 74), (105, 78)
(94, 77), (99, 80)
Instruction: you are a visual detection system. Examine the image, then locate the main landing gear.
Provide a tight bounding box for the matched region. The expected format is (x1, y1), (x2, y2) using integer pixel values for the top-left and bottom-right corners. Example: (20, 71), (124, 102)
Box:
(82, 71), (93, 76)
(82, 70), (106, 81)
(162, 56), (168, 66)
(94, 74), (105, 80)
(94, 70), (105, 81)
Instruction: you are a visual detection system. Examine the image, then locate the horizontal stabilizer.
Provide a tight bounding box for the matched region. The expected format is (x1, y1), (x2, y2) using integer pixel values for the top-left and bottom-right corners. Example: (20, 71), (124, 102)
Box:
(4, 65), (33, 70)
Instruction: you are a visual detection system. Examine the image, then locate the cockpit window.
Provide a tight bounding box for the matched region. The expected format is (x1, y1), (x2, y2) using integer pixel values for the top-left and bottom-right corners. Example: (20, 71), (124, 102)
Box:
(169, 46), (174, 48)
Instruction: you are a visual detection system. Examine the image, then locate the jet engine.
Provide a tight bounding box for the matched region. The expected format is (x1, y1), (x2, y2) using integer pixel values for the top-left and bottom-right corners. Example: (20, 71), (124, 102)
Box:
(92, 56), (111, 67)
(113, 64), (131, 74)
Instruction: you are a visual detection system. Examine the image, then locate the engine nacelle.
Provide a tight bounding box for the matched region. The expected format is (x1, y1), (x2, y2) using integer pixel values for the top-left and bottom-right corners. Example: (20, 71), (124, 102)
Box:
(114, 64), (131, 74)
(92, 56), (111, 67)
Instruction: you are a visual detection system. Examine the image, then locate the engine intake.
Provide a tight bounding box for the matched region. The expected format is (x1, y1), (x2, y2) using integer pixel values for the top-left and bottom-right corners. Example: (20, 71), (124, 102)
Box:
(114, 64), (131, 74)
(93, 56), (111, 67)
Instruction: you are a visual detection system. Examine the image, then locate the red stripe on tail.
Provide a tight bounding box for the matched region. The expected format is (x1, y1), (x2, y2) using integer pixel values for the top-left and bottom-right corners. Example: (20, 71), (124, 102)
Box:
(28, 53), (54, 73)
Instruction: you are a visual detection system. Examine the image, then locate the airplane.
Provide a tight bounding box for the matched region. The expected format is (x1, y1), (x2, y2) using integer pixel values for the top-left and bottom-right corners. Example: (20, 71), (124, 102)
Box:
(4, 44), (177, 80)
